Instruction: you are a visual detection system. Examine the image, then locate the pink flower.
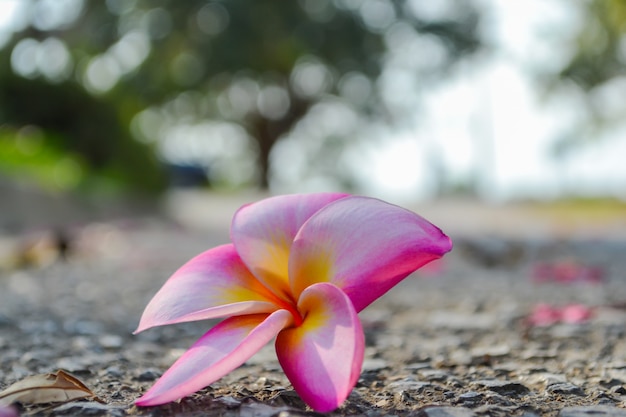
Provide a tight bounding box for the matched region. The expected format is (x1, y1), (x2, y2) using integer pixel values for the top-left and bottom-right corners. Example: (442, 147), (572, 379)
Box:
(527, 303), (593, 327)
(134, 193), (452, 412)
(532, 261), (604, 284)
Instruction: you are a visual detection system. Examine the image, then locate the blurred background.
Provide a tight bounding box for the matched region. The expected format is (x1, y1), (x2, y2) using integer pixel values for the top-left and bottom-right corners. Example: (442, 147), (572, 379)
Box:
(1, 0), (625, 233)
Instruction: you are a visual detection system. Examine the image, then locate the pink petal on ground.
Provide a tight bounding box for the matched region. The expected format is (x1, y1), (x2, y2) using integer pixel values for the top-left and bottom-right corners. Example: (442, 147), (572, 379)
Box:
(230, 193), (349, 301)
(289, 196), (452, 312)
(136, 310), (293, 406)
(135, 244), (281, 333)
(560, 304), (593, 323)
(528, 303), (561, 327)
(276, 283), (364, 412)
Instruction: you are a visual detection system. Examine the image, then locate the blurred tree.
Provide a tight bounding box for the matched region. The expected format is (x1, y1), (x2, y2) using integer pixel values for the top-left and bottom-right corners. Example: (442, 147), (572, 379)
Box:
(0, 0), (483, 190)
(0, 67), (165, 192)
(550, 0), (626, 157)
(559, 0), (626, 89)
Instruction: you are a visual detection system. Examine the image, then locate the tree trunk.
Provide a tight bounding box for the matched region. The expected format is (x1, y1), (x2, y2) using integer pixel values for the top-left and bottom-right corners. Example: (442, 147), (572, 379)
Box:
(251, 93), (311, 190)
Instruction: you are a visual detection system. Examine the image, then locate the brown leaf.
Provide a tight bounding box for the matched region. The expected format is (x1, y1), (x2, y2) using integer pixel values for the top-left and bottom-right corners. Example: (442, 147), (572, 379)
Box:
(0, 370), (103, 406)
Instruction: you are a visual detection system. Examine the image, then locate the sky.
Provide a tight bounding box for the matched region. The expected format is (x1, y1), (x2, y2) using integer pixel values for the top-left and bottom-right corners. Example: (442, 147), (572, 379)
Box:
(1, 0), (626, 203)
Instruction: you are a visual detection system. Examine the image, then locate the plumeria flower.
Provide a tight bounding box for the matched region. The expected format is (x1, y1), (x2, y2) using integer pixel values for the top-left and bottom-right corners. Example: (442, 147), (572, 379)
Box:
(134, 193), (452, 412)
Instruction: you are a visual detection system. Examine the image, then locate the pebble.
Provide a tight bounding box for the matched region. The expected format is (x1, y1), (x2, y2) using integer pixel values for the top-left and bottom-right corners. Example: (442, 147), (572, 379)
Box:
(52, 402), (126, 417)
(412, 406), (476, 417)
(362, 358), (389, 372)
(99, 334), (124, 349)
(136, 369), (161, 381)
(609, 385), (626, 395)
(558, 406), (626, 416)
(104, 366), (123, 378)
(457, 391), (483, 404)
(217, 396), (242, 407)
(471, 380), (531, 396)
(239, 402), (291, 417)
(387, 377), (431, 393)
(547, 383), (585, 396)
(522, 372), (568, 387)
(419, 369), (451, 382)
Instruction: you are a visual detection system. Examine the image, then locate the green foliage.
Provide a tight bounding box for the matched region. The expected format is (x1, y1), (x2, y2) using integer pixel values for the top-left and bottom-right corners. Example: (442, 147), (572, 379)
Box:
(560, 0), (626, 89)
(0, 127), (85, 191)
(0, 70), (166, 194)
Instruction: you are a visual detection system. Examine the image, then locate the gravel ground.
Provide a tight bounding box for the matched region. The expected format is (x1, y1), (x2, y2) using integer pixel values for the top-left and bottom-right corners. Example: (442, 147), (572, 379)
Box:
(1, 192), (626, 417)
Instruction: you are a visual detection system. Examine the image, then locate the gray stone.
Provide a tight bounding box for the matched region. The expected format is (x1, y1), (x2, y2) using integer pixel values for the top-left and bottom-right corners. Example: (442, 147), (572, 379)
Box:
(239, 402), (292, 417)
(387, 377), (431, 393)
(457, 391), (483, 406)
(411, 406), (476, 417)
(52, 402), (125, 417)
(547, 383), (585, 396)
(419, 369), (451, 382)
(558, 406), (626, 417)
(217, 396), (242, 407)
(472, 380), (531, 396)
(362, 358), (389, 372)
(136, 369), (161, 381)
(458, 391), (483, 400)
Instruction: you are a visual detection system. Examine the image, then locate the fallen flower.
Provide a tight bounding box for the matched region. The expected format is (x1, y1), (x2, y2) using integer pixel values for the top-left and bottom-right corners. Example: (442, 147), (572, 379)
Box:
(134, 193), (452, 412)
(527, 303), (593, 327)
(532, 260), (604, 285)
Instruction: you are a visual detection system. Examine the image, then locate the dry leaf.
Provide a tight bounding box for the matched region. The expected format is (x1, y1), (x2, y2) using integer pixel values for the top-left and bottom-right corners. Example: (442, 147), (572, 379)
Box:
(0, 370), (103, 406)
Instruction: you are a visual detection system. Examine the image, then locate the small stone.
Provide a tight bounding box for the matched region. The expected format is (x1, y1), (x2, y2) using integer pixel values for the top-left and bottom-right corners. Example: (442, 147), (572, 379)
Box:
(558, 406), (626, 416)
(104, 366), (123, 378)
(419, 369), (451, 382)
(217, 396), (241, 407)
(136, 369), (161, 381)
(610, 385), (626, 395)
(457, 391), (484, 407)
(53, 402), (125, 417)
(472, 380), (530, 396)
(602, 378), (626, 389)
(412, 405), (477, 417)
(405, 362), (431, 371)
(547, 383), (585, 396)
(458, 391), (483, 403)
(523, 373), (567, 387)
(362, 358), (389, 372)
(99, 334), (123, 349)
(239, 402), (290, 417)
(387, 377), (431, 393)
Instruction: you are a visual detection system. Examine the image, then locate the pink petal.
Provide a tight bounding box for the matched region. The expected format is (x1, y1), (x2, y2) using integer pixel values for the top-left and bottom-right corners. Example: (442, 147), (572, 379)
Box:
(276, 283), (364, 412)
(135, 244), (281, 333)
(561, 304), (593, 323)
(528, 303), (561, 326)
(136, 310), (293, 406)
(289, 196), (452, 312)
(230, 193), (349, 302)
